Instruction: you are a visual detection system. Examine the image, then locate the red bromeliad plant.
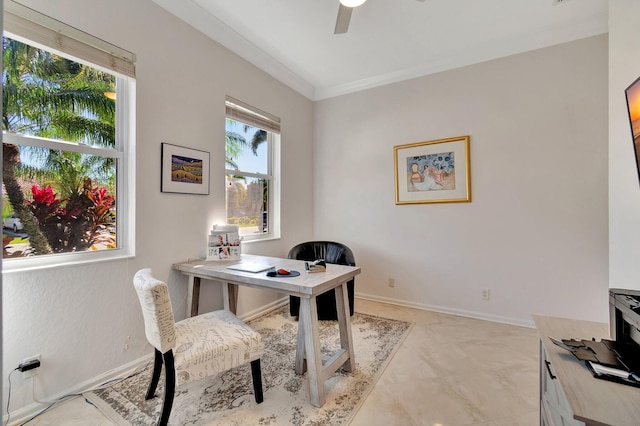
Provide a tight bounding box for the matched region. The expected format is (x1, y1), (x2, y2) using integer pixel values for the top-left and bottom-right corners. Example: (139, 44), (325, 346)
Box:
(28, 185), (63, 223)
(86, 184), (116, 248)
(26, 179), (116, 253)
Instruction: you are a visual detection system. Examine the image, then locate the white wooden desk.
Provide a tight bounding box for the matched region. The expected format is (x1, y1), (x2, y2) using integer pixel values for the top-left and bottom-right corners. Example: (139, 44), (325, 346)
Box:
(533, 315), (640, 426)
(173, 254), (361, 407)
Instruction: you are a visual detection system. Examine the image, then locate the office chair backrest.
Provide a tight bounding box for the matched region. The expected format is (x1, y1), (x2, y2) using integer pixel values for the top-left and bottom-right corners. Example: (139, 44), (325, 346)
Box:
(133, 268), (176, 354)
(288, 241), (356, 267)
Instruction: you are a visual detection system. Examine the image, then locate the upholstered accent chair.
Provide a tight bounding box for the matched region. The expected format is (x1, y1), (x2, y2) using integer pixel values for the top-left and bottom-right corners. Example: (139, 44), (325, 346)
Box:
(288, 241), (356, 320)
(132, 268), (264, 426)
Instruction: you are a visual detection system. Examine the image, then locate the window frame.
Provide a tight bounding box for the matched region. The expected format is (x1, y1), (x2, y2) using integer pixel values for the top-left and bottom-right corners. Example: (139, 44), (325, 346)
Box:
(2, 2), (136, 272)
(224, 98), (280, 242)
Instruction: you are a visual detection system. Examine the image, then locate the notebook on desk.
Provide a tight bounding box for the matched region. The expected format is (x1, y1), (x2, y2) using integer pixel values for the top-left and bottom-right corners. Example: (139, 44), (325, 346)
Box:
(226, 262), (273, 273)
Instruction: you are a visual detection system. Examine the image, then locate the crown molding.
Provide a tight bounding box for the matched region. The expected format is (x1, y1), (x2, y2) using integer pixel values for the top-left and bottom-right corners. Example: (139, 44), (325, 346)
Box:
(153, 1), (607, 102)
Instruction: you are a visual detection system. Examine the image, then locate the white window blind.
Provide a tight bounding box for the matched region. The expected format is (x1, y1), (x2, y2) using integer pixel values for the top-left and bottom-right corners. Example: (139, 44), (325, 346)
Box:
(3, 0), (136, 78)
(225, 96), (280, 134)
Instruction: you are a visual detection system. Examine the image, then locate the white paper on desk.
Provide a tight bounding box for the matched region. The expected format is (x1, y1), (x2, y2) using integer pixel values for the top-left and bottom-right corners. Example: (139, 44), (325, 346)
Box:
(588, 361), (633, 379)
(226, 262), (273, 273)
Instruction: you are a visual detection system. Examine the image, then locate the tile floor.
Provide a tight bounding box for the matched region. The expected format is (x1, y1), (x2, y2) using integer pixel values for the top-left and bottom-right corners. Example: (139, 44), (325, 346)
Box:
(13, 299), (540, 425)
(350, 299), (539, 426)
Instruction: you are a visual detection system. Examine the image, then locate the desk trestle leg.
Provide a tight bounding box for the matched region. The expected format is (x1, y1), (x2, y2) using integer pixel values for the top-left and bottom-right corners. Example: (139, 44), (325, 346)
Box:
(336, 282), (355, 372)
(295, 282), (356, 407)
(299, 297), (325, 407)
(295, 313), (307, 374)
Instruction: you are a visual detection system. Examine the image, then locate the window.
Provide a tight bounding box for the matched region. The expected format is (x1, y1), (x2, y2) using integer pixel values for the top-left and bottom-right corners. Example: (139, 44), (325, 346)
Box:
(2, 1), (136, 270)
(225, 97), (280, 240)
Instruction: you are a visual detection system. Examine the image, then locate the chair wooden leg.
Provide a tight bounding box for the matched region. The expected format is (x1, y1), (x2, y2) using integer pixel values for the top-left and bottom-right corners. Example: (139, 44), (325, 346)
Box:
(146, 349), (163, 400)
(158, 350), (176, 426)
(251, 359), (264, 404)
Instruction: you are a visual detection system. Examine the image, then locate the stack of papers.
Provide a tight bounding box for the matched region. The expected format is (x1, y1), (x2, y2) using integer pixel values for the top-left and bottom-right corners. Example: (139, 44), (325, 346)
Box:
(549, 335), (640, 388)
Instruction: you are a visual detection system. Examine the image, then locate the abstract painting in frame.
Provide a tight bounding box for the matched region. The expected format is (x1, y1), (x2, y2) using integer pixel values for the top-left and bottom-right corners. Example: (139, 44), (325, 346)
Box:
(394, 136), (471, 204)
(161, 143), (210, 195)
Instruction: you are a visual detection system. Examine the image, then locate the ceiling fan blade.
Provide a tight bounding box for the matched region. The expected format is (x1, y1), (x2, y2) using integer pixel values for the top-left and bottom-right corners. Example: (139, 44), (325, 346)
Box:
(334, 4), (353, 34)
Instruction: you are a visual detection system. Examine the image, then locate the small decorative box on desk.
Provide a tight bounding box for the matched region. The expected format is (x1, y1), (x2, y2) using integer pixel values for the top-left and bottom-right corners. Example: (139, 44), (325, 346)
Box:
(206, 224), (241, 261)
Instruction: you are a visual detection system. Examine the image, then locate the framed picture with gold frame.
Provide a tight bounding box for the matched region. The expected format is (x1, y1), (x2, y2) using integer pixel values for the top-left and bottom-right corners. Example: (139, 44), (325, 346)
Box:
(394, 136), (471, 204)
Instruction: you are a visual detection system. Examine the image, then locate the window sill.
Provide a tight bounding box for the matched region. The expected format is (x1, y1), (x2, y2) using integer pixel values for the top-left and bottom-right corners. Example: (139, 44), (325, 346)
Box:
(2, 250), (135, 274)
(241, 235), (281, 244)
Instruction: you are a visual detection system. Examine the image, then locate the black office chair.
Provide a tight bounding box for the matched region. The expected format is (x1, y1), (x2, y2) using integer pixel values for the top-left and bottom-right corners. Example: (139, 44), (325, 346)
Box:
(288, 241), (356, 320)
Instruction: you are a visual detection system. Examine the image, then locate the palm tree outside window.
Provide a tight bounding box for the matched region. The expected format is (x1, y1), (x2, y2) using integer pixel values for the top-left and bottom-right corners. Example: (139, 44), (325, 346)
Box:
(225, 97), (280, 240)
(2, 1), (135, 267)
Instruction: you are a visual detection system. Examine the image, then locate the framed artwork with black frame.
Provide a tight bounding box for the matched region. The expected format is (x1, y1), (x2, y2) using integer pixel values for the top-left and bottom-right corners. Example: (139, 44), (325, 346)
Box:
(161, 143), (210, 195)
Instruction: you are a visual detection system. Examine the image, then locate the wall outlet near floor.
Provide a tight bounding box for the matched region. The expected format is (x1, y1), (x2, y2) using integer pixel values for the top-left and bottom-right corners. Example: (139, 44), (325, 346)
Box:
(482, 289), (490, 300)
(388, 278), (395, 288)
(21, 354), (41, 379)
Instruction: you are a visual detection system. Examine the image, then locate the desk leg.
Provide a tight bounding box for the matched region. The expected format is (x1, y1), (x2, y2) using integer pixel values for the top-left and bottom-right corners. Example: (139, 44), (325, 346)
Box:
(186, 276), (201, 318)
(335, 281), (356, 372)
(222, 283), (239, 314)
(300, 296), (325, 407)
(295, 313), (306, 374)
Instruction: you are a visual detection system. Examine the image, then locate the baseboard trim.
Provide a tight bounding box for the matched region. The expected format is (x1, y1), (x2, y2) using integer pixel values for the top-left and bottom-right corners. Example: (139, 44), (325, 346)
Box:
(5, 294), (530, 424)
(5, 300), (289, 425)
(238, 296), (289, 322)
(5, 354), (152, 425)
(355, 292), (535, 328)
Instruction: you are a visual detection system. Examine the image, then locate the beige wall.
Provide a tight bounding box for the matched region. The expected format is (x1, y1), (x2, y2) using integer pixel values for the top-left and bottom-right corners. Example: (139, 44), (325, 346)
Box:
(2, 0), (314, 415)
(609, 0), (640, 290)
(314, 35), (609, 326)
(4, 0), (632, 418)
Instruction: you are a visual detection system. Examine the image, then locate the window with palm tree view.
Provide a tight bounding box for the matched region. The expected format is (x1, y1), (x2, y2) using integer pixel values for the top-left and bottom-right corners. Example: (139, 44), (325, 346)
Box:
(225, 98), (279, 239)
(2, 19), (134, 262)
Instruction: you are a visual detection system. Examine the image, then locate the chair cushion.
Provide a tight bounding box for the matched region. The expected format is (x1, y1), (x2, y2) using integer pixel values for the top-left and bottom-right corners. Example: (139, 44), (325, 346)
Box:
(173, 310), (264, 386)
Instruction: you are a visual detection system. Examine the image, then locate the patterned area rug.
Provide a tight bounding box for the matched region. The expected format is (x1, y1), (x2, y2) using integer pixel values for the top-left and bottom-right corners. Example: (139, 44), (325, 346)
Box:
(85, 306), (412, 425)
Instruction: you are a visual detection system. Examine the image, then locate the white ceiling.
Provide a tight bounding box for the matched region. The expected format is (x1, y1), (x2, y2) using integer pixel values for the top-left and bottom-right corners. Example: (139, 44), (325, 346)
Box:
(152, 0), (608, 101)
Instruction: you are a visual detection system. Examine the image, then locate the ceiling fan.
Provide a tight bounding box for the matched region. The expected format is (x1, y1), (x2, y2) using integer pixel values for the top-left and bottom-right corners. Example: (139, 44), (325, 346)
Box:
(334, 0), (426, 34)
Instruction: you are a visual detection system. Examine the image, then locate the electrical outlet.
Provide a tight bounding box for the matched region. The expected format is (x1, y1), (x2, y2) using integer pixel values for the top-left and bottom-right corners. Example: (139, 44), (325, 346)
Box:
(21, 355), (41, 379)
(388, 278), (395, 288)
(482, 289), (490, 300)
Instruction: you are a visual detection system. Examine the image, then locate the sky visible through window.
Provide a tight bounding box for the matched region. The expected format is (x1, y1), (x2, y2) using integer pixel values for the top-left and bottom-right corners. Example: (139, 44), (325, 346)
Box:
(227, 120), (267, 173)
